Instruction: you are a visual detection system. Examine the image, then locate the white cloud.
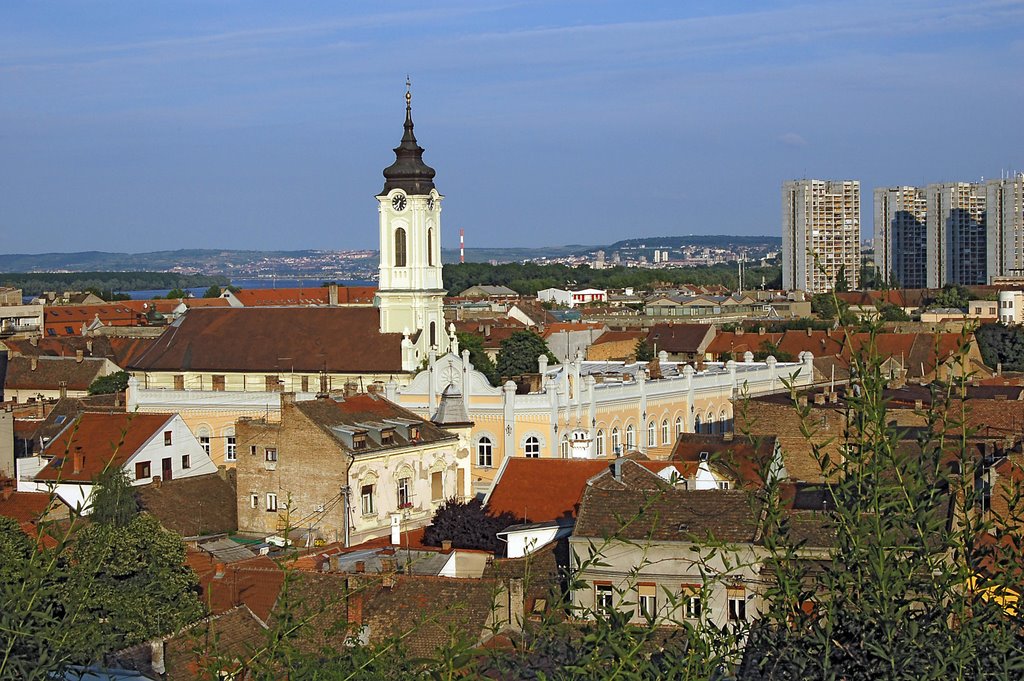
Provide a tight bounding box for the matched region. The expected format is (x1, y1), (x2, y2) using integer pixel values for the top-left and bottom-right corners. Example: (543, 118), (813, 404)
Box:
(779, 132), (808, 148)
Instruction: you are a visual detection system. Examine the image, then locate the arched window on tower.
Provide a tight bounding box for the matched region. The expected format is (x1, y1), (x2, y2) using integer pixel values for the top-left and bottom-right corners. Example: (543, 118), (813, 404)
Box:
(427, 228), (433, 266)
(430, 321), (436, 348)
(395, 228), (407, 267)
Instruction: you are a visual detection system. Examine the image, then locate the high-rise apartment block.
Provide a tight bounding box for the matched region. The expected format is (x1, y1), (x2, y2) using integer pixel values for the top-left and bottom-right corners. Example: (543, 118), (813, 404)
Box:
(782, 179), (861, 293)
(874, 177), (1024, 288)
(874, 186), (927, 288)
(987, 174), (1024, 280)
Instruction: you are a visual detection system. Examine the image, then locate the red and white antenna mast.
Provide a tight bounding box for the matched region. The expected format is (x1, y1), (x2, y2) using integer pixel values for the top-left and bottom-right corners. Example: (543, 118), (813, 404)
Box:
(459, 229), (465, 264)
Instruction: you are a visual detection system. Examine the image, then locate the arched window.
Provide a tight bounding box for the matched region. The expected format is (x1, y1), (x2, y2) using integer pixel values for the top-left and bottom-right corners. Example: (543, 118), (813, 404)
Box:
(661, 420), (670, 445)
(675, 417), (684, 436)
(429, 321), (436, 348)
(611, 428), (621, 454)
(524, 436), (540, 458)
(561, 436), (570, 458)
(427, 228), (434, 266)
(720, 408), (730, 433)
(625, 424), (635, 449)
(394, 228), (407, 267)
(706, 412), (715, 434)
(477, 436), (493, 467)
(648, 420), (657, 447)
(694, 415), (701, 433)
(596, 430), (605, 456)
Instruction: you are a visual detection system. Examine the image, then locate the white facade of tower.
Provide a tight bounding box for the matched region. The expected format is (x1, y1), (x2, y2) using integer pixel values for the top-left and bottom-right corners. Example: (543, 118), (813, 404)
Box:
(377, 187), (448, 352)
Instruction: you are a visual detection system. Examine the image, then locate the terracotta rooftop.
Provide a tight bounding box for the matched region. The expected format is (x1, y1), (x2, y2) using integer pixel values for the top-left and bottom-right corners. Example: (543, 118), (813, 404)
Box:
(670, 433), (778, 488)
(35, 412), (173, 483)
(192, 554), (284, 623)
(484, 458), (679, 524)
(0, 488), (55, 524)
(294, 393), (457, 454)
(136, 471), (238, 537)
(575, 485), (761, 544)
(128, 307), (406, 374)
(646, 323), (714, 354)
(4, 355), (111, 392)
(230, 286), (376, 307)
(3, 336), (158, 368)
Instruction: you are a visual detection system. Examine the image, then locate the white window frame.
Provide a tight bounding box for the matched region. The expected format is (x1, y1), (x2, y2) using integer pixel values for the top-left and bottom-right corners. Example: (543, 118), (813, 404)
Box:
(266, 493), (278, 513)
(625, 424), (635, 449)
(250, 493), (259, 509)
(595, 584), (613, 611)
(728, 591), (747, 621)
(361, 484), (375, 515)
(611, 428), (621, 454)
(524, 436), (541, 458)
(265, 447), (278, 462)
(675, 417), (684, 436)
(647, 421), (656, 447)
(661, 420), (670, 444)
(477, 436), (493, 468)
(226, 436), (237, 461)
(199, 435), (210, 456)
(397, 477), (411, 507)
(596, 430), (605, 456)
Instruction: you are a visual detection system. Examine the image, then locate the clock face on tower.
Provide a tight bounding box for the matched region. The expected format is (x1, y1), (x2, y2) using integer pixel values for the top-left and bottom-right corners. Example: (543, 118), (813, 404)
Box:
(391, 194), (407, 211)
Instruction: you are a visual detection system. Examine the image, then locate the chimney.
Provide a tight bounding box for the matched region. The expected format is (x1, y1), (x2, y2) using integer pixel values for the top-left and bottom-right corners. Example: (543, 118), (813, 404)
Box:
(758, 327), (766, 335)
(75, 350), (83, 363)
(735, 327), (744, 336)
(814, 393), (826, 405)
(217, 465), (228, 481)
(29, 336), (39, 347)
(914, 399), (924, 410)
(797, 395), (808, 408)
(72, 448), (84, 475)
(344, 381), (359, 397)
(152, 475), (162, 488)
(806, 327), (813, 337)
(214, 563), (226, 579)
(281, 392), (296, 407)
(59, 382), (67, 399)
(328, 283), (339, 306)
(2, 485), (13, 501)
(30, 357), (38, 371)
(441, 539), (453, 553)
(612, 457), (623, 482)
(347, 591), (363, 626)
(86, 339), (93, 353)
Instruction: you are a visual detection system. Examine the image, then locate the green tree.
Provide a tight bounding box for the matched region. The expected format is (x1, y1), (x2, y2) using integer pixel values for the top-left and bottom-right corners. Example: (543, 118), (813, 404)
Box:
(165, 287), (187, 300)
(87, 370), (130, 396)
(455, 331), (500, 386)
(495, 330), (558, 378)
(811, 293), (839, 319)
(89, 467), (138, 528)
(67, 513), (204, 652)
(931, 284), (971, 310)
(202, 285), (222, 298)
(833, 265), (850, 292)
(877, 301), (910, 322)
(634, 337), (655, 362)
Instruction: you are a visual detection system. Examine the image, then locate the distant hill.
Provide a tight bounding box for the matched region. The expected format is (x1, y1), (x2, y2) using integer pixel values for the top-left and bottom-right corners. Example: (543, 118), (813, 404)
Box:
(0, 236), (779, 273)
(607, 235), (781, 251)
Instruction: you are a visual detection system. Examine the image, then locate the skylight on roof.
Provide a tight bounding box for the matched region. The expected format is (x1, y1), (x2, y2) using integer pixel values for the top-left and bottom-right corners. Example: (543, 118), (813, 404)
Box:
(54, 416), (66, 425)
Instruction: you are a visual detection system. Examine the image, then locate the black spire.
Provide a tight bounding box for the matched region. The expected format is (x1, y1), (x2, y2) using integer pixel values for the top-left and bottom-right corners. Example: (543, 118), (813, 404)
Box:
(380, 79), (436, 196)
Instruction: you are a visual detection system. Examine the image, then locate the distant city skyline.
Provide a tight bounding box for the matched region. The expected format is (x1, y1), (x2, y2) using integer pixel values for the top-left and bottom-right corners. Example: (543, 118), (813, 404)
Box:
(1, 1), (1022, 254)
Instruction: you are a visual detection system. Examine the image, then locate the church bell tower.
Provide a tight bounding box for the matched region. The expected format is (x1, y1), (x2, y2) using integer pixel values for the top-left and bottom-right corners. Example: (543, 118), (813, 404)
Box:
(376, 81), (448, 355)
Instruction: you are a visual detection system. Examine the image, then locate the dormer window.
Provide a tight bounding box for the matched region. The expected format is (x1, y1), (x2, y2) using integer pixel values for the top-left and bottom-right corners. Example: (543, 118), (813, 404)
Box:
(353, 433), (368, 450)
(381, 429), (395, 446)
(409, 426), (420, 441)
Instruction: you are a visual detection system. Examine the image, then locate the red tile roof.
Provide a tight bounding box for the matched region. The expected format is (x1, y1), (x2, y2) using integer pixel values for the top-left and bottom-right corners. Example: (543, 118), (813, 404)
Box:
(0, 489), (55, 524)
(192, 555), (284, 623)
(43, 304), (158, 336)
(670, 434), (777, 488)
(129, 307), (406, 374)
(485, 458), (679, 524)
(4, 356), (111, 391)
(540, 322), (606, 338)
(231, 286), (377, 307)
(35, 412), (173, 483)
(646, 323), (714, 354)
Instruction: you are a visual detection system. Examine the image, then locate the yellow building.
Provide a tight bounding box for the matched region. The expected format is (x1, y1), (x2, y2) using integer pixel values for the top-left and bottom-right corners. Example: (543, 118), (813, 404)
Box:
(393, 348), (815, 496)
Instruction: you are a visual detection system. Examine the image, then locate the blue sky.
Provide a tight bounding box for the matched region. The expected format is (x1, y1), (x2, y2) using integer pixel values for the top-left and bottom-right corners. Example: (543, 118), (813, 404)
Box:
(2, 1), (1022, 253)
